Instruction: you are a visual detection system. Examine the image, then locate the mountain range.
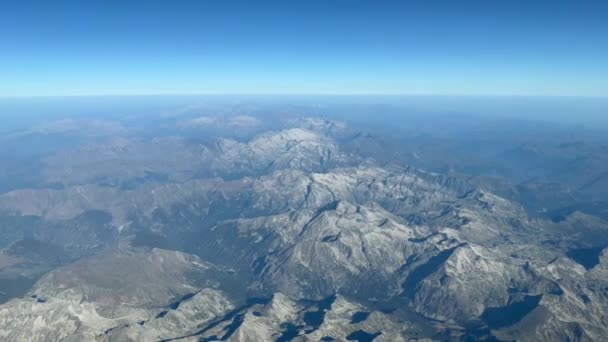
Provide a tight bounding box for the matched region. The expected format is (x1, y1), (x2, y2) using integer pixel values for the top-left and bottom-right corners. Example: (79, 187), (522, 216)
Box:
(0, 112), (607, 342)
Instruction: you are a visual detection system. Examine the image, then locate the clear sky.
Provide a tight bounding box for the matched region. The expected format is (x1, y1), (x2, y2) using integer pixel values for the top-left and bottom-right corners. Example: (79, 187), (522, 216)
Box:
(1, 0), (607, 97)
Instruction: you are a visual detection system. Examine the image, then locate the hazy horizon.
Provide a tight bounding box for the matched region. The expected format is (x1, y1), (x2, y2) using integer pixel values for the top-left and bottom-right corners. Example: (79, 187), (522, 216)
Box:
(2, 94), (607, 129)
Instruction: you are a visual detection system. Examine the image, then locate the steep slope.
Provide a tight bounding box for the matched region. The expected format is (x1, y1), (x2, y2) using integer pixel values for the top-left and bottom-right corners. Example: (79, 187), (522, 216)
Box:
(0, 245), (237, 342)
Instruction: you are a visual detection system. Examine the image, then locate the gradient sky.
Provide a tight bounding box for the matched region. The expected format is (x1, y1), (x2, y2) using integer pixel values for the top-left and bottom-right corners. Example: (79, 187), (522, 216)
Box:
(1, 0), (607, 97)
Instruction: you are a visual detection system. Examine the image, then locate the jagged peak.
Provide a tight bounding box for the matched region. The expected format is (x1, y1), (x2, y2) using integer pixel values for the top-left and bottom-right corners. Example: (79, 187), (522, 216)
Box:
(251, 127), (327, 146)
(286, 117), (347, 133)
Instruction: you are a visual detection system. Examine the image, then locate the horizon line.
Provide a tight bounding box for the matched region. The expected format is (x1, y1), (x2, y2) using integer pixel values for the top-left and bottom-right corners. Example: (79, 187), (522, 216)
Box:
(1, 92), (607, 99)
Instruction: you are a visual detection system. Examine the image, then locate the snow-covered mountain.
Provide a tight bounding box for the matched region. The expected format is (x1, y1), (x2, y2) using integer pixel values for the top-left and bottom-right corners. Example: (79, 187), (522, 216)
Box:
(1, 116), (607, 341)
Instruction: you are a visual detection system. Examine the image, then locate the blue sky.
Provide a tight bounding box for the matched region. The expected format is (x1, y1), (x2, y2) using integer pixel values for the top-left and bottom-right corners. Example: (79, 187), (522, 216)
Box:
(1, 0), (607, 97)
